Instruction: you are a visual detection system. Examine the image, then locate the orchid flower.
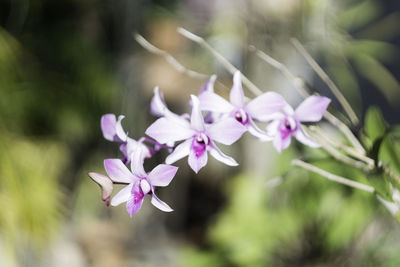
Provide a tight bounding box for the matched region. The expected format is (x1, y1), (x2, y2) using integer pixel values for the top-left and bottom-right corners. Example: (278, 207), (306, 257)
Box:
(198, 71), (287, 140)
(101, 114), (151, 163)
(266, 96), (331, 152)
(104, 147), (178, 216)
(146, 95), (247, 173)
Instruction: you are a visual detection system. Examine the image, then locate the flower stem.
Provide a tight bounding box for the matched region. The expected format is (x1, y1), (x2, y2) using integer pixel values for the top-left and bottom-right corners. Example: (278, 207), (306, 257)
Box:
(381, 164), (400, 186)
(177, 27), (263, 96)
(291, 159), (375, 193)
(134, 33), (209, 80)
(291, 38), (359, 126)
(308, 125), (374, 168)
(306, 128), (371, 172)
(248, 45), (309, 98)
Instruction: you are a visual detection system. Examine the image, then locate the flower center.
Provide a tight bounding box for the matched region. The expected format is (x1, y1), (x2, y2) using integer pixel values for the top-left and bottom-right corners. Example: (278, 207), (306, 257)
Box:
(234, 109), (249, 125)
(139, 179), (151, 195)
(196, 136), (205, 144)
(192, 133), (209, 157)
(284, 120), (291, 130)
(282, 117), (297, 131)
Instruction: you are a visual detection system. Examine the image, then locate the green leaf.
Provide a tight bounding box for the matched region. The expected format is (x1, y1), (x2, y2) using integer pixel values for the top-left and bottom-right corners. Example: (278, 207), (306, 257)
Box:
(364, 106), (387, 145)
(352, 53), (400, 107)
(378, 133), (400, 190)
(336, 0), (382, 31)
(367, 171), (392, 201)
(348, 40), (399, 63)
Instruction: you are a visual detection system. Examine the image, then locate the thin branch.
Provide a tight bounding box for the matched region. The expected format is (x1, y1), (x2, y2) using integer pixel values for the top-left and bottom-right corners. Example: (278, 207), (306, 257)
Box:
(134, 33), (209, 80)
(177, 27), (263, 96)
(248, 45), (309, 98)
(308, 125), (374, 168)
(292, 159), (375, 193)
(250, 45), (366, 153)
(381, 163), (400, 186)
(323, 112), (366, 154)
(291, 38), (359, 126)
(307, 129), (371, 172)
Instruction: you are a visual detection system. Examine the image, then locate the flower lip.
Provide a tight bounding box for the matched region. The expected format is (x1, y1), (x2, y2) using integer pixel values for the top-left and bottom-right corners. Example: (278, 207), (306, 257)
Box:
(192, 132), (209, 157)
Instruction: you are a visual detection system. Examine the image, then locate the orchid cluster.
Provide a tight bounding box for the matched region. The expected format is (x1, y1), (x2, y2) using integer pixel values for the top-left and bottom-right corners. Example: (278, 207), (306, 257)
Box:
(89, 71), (330, 217)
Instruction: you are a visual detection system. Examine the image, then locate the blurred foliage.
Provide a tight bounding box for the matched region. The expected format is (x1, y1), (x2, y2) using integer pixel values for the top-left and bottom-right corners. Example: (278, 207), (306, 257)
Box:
(181, 159), (392, 266)
(0, 132), (67, 261)
(302, 0), (400, 118)
(0, 0), (125, 264)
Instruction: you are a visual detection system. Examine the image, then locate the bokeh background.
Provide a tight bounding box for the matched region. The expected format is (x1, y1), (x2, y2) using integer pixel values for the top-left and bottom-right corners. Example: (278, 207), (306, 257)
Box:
(1, 0), (400, 266)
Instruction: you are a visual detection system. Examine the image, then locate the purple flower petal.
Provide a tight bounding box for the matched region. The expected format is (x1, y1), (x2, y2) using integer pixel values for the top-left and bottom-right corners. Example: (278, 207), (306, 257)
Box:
(295, 96), (331, 122)
(104, 159), (135, 183)
(148, 164), (178, 187)
(88, 172), (113, 206)
(151, 193), (173, 212)
(265, 120), (280, 136)
(126, 194), (144, 216)
(119, 143), (129, 163)
(273, 132), (292, 153)
(130, 146), (147, 178)
(246, 92), (287, 121)
(151, 87), (190, 124)
(145, 117), (195, 144)
(150, 86), (167, 117)
(101, 114), (118, 141)
(188, 147), (208, 173)
(199, 75), (217, 94)
(260, 112), (286, 122)
(165, 139), (192, 164)
(283, 104), (295, 116)
(190, 95), (205, 131)
(110, 184), (133, 206)
(140, 179), (152, 195)
(208, 141), (238, 166)
(207, 118), (247, 145)
(294, 127), (320, 148)
(198, 91), (234, 113)
(123, 138), (151, 162)
(247, 118), (273, 141)
(115, 115), (128, 142)
(230, 71), (245, 107)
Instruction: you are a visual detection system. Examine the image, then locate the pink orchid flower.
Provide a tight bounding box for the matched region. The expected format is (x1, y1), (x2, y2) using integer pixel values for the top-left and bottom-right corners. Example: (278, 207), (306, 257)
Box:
(198, 71), (287, 140)
(146, 95), (247, 173)
(266, 96), (331, 152)
(104, 147), (177, 216)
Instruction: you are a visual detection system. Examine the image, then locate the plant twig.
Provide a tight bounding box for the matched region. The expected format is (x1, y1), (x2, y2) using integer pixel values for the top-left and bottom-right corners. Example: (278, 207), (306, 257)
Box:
(248, 45), (309, 98)
(292, 159), (375, 193)
(309, 125), (374, 168)
(381, 163), (400, 186)
(177, 27), (263, 96)
(291, 38), (359, 126)
(323, 112), (365, 154)
(310, 131), (371, 172)
(134, 33), (209, 80)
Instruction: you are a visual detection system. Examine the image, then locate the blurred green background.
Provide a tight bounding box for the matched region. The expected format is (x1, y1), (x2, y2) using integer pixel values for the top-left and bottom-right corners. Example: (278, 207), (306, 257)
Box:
(1, 0), (400, 266)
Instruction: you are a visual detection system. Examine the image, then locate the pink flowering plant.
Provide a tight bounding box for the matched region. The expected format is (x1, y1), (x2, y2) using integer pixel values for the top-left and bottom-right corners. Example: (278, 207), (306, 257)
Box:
(89, 28), (400, 219)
